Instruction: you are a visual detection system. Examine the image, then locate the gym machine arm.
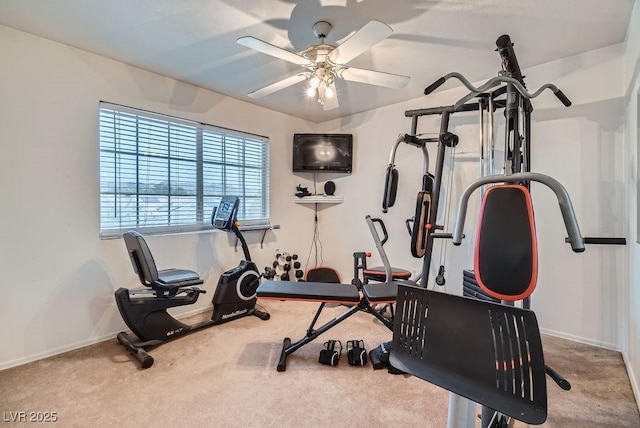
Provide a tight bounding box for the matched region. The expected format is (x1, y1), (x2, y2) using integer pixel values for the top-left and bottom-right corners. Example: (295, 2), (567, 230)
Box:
(424, 71), (572, 111)
(365, 215), (393, 283)
(451, 172), (585, 253)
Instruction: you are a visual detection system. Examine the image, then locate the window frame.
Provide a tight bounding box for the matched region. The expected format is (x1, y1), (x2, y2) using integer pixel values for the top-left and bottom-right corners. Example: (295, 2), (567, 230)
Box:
(98, 102), (270, 239)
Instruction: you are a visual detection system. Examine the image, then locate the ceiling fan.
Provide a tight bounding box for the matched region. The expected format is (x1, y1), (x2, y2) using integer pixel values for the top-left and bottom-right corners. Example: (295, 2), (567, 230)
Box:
(237, 20), (410, 111)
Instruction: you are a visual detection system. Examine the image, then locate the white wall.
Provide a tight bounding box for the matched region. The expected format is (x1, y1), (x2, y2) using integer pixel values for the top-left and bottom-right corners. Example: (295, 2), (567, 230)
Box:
(0, 25), (315, 369)
(0, 19), (634, 398)
(623, 0), (640, 410)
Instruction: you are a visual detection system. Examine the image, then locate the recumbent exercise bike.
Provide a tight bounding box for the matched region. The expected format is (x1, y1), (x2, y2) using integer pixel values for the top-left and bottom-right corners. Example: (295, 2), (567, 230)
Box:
(115, 195), (269, 368)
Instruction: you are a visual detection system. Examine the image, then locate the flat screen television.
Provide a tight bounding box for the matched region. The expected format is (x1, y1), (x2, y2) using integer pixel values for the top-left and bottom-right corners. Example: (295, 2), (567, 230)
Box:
(292, 133), (353, 173)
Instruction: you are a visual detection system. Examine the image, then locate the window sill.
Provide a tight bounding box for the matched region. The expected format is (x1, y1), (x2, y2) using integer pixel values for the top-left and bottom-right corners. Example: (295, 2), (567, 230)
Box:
(101, 224), (279, 240)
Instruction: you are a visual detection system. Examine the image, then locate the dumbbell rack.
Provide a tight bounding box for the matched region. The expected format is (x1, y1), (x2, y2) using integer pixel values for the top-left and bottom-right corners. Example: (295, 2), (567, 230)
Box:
(264, 251), (304, 281)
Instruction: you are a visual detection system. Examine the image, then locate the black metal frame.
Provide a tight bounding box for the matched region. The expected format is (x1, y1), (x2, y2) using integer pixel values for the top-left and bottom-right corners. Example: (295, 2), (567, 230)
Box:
(276, 294), (394, 372)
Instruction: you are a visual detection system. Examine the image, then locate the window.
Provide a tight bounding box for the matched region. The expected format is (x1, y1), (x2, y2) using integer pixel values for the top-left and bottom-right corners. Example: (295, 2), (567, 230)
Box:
(99, 102), (269, 238)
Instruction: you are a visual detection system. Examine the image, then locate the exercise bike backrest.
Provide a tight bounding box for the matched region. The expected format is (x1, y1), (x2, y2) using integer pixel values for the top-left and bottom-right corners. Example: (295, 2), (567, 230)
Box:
(124, 230), (160, 286)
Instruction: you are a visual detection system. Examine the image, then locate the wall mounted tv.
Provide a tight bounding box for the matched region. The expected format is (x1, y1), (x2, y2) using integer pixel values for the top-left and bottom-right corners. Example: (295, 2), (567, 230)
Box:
(292, 133), (353, 173)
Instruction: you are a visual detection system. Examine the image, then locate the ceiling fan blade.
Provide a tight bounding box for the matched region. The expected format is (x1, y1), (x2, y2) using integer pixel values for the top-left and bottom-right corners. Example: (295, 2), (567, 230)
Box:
(338, 67), (410, 89)
(328, 20), (393, 65)
(248, 73), (307, 98)
(237, 36), (311, 66)
(320, 81), (339, 111)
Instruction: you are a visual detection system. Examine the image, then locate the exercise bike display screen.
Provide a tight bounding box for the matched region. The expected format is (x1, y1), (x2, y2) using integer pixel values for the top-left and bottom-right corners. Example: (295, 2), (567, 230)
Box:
(212, 197), (238, 230)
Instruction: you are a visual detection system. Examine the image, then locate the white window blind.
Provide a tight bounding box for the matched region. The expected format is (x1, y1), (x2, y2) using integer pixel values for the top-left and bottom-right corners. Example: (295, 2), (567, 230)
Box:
(99, 102), (269, 238)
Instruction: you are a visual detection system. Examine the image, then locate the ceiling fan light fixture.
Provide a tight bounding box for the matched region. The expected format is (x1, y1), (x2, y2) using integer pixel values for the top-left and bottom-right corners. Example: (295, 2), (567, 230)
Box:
(324, 85), (335, 99)
(238, 20), (407, 112)
(305, 86), (317, 97)
(309, 75), (321, 88)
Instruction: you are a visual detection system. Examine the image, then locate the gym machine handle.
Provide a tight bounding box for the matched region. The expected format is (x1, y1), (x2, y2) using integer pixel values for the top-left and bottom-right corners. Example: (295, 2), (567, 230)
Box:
(423, 72), (572, 110)
(452, 172), (585, 253)
(424, 76), (446, 95)
(368, 217), (389, 246)
(554, 89), (572, 107)
(545, 364), (572, 391)
(365, 215), (393, 282)
(564, 237), (627, 245)
(454, 73), (572, 109)
(405, 218), (414, 236)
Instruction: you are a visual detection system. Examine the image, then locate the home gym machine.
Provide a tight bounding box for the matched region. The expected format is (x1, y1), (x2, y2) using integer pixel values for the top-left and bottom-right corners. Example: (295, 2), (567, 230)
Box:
(389, 34), (625, 428)
(115, 195), (269, 368)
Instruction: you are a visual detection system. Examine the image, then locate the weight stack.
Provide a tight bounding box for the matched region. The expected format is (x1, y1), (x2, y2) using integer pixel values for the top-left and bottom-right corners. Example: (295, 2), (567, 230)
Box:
(463, 269), (500, 303)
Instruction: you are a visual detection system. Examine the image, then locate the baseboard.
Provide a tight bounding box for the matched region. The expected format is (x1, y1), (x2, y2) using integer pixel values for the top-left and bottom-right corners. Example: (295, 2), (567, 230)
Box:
(0, 332), (117, 372)
(1, 312), (628, 374)
(0, 306), (212, 372)
(622, 353), (640, 413)
(539, 328), (620, 352)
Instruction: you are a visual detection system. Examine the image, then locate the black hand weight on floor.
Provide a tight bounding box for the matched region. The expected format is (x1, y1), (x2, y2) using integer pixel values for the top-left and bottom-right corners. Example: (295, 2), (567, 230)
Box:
(347, 340), (368, 366)
(318, 340), (342, 366)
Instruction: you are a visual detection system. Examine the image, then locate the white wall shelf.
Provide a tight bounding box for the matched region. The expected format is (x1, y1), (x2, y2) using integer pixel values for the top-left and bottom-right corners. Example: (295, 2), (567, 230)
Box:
(294, 195), (343, 204)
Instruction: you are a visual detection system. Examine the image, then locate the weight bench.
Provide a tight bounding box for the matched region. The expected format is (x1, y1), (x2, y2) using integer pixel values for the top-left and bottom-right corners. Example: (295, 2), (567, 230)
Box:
(257, 280), (398, 371)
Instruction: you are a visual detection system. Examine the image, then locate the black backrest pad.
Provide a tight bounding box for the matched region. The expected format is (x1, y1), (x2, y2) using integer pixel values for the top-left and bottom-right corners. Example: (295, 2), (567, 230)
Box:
(411, 191), (430, 258)
(123, 231), (159, 285)
(382, 166), (398, 211)
(390, 284), (547, 424)
(476, 185), (537, 300)
(306, 267), (341, 283)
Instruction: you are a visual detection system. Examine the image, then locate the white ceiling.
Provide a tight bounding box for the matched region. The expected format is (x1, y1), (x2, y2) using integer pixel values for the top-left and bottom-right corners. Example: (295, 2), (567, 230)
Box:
(0, 0), (635, 123)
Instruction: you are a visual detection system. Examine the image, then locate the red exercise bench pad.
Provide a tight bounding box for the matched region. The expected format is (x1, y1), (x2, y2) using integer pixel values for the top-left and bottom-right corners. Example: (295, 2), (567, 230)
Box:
(475, 185), (538, 301)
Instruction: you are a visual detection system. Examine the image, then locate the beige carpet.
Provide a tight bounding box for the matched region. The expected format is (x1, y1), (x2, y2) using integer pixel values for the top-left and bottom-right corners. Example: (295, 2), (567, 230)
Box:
(1, 300), (638, 427)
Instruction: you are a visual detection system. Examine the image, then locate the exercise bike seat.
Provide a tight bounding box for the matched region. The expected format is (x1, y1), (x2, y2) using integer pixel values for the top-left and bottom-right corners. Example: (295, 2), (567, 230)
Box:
(157, 268), (203, 286)
(123, 231), (204, 295)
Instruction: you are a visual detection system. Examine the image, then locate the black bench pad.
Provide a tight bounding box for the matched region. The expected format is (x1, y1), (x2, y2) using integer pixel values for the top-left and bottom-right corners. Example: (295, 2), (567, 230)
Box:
(257, 280), (360, 304)
(362, 282), (398, 303)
